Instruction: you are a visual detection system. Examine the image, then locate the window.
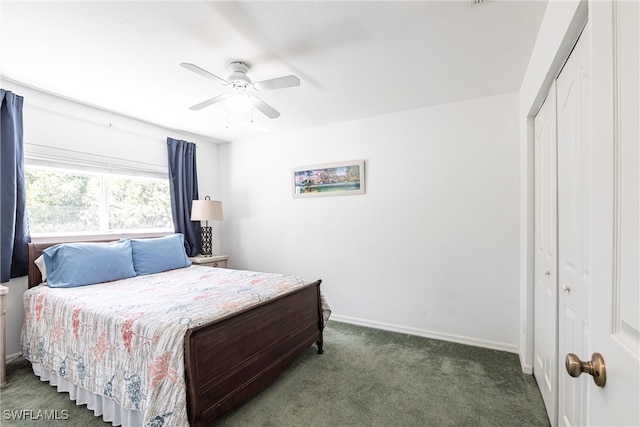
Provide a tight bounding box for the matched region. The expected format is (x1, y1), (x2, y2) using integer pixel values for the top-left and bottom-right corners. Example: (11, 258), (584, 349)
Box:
(25, 165), (173, 235)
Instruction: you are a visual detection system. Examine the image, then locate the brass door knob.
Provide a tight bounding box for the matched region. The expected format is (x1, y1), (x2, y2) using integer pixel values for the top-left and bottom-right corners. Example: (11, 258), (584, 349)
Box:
(565, 352), (606, 387)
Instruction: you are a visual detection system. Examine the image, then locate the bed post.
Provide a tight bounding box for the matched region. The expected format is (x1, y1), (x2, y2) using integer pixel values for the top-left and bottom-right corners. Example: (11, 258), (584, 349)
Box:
(316, 282), (324, 354)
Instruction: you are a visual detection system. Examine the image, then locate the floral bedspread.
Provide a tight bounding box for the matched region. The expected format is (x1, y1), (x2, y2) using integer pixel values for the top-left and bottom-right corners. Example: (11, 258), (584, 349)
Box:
(21, 265), (326, 427)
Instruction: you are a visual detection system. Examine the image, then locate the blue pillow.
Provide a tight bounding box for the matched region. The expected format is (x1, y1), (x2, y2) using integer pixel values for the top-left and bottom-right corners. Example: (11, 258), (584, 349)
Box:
(129, 234), (191, 275)
(44, 240), (137, 288)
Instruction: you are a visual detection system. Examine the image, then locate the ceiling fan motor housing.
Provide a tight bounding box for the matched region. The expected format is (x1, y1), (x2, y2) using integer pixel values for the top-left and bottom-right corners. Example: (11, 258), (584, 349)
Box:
(228, 61), (251, 88)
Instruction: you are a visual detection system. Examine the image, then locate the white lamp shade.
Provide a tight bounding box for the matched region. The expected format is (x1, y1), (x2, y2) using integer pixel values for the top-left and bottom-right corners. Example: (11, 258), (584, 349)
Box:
(191, 199), (223, 221)
(227, 91), (252, 114)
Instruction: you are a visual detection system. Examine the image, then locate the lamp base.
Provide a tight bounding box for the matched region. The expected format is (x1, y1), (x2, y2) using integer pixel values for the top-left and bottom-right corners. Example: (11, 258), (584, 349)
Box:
(200, 226), (212, 256)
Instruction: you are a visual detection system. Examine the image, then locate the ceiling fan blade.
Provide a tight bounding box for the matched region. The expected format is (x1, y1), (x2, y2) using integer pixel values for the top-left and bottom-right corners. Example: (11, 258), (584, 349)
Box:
(189, 94), (229, 111)
(180, 63), (228, 85)
(251, 96), (280, 119)
(253, 75), (300, 91)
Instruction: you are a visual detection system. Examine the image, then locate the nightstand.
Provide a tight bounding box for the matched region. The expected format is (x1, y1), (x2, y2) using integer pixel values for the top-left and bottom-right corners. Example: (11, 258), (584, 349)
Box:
(0, 284), (8, 387)
(189, 254), (229, 268)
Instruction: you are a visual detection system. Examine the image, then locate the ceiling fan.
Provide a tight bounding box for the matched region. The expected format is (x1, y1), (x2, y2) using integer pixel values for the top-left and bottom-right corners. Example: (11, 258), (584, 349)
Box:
(180, 61), (300, 119)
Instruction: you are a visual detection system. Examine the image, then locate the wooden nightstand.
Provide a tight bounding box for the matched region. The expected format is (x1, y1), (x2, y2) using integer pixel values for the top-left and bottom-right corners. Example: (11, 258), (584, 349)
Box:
(0, 284), (8, 387)
(189, 255), (229, 268)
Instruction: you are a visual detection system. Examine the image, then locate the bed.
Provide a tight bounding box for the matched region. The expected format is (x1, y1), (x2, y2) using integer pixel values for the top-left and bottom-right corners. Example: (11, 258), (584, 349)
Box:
(23, 236), (328, 426)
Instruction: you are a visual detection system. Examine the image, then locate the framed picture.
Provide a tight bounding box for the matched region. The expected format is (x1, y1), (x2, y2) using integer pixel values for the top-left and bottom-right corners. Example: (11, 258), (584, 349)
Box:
(292, 160), (365, 198)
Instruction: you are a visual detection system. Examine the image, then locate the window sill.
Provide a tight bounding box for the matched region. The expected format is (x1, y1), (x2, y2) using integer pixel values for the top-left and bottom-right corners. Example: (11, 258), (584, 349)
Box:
(30, 230), (173, 244)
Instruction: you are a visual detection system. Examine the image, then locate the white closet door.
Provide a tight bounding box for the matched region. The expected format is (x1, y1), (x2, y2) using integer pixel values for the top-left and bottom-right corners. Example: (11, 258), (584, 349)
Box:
(587, 0), (640, 424)
(533, 83), (558, 426)
(556, 24), (590, 427)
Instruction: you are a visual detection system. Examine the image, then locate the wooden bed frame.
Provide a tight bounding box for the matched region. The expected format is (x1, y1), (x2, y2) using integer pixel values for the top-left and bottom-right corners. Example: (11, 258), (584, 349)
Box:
(27, 241), (324, 427)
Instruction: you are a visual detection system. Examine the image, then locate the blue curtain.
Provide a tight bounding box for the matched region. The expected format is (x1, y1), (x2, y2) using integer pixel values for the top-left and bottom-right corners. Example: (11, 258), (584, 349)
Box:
(1, 89), (31, 282)
(167, 137), (200, 257)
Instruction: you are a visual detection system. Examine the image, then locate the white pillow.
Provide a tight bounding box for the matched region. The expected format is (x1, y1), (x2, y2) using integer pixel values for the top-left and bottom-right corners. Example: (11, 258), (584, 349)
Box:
(34, 254), (47, 282)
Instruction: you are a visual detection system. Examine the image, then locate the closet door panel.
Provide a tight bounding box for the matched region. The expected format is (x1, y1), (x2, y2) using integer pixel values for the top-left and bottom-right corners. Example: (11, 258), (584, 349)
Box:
(589, 0), (640, 424)
(533, 83), (558, 426)
(556, 25), (590, 427)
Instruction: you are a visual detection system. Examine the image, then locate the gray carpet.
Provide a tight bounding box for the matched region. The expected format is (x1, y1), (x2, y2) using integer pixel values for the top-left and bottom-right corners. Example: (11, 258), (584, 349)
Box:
(0, 321), (549, 426)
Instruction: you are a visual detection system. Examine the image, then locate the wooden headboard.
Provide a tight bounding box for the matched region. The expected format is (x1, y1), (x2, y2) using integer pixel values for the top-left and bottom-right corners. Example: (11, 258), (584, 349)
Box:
(27, 239), (116, 288)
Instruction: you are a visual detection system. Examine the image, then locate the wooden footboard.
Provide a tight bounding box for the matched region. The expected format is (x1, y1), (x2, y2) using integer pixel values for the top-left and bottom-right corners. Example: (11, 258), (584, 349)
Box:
(184, 281), (323, 426)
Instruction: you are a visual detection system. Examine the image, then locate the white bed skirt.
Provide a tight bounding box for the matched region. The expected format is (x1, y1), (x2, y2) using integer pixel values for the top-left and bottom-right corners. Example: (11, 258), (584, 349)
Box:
(32, 363), (144, 427)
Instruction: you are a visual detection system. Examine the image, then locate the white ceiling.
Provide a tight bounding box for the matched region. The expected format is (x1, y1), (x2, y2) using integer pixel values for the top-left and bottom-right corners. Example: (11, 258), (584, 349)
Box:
(0, 1), (547, 143)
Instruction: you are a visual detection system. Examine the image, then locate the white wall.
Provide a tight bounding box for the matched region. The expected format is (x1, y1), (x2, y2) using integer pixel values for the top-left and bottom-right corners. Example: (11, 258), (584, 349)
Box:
(1, 80), (222, 358)
(219, 92), (521, 352)
(517, 0), (587, 373)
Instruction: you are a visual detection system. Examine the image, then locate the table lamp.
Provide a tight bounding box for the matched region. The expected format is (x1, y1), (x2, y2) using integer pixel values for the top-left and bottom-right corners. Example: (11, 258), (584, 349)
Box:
(191, 196), (224, 256)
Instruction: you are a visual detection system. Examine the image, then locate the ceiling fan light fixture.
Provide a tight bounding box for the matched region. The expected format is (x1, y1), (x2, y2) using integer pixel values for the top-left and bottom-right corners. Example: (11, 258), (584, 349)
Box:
(227, 89), (252, 114)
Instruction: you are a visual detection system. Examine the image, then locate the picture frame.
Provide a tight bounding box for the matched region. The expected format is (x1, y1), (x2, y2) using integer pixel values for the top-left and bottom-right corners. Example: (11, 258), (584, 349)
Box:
(292, 160), (365, 198)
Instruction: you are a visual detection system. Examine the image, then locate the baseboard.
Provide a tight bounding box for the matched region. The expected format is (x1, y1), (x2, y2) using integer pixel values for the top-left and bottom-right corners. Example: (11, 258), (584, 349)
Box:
(330, 314), (519, 354)
(6, 352), (23, 365)
(519, 349), (533, 374)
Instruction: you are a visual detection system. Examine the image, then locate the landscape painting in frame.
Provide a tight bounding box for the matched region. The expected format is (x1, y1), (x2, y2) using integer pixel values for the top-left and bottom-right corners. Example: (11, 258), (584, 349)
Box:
(292, 160), (365, 198)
